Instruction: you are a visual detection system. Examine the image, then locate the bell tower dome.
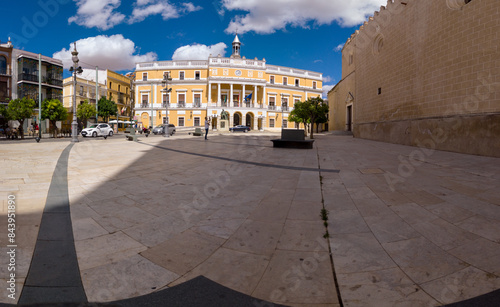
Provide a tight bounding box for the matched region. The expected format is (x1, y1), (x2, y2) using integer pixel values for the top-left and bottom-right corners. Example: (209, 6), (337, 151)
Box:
(231, 34), (241, 58)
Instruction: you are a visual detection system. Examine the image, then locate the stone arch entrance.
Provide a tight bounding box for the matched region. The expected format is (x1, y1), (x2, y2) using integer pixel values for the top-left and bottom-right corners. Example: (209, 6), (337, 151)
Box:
(233, 112), (242, 126)
(246, 113), (254, 130)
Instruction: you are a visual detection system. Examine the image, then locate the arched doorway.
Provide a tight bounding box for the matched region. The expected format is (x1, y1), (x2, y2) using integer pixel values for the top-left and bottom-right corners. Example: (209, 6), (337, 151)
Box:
(211, 116), (217, 130)
(233, 112), (241, 126)
(141, 112), (149, 129)
(246, 113), (254, 130)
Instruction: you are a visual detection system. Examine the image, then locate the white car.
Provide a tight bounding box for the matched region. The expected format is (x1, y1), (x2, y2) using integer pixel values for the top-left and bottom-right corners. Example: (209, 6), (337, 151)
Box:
(81, 123), (113, 137)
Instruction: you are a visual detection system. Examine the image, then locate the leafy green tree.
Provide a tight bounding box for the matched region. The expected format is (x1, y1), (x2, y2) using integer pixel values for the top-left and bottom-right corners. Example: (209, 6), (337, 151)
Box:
(314, 101), (329, 133)
(98, 97), (118, 122)
(306, 97), (328, 139)
(289, 101), (310, 134)
(289, 97), (329, 139)
(41, 99), (68, 137)
(77, 100), (97, 126)
(0, 103), (11, 122)
(7, 97), (36, 139)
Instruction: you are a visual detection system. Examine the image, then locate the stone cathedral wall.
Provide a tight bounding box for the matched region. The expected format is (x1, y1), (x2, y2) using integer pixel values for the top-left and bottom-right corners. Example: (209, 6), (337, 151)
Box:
(335, 0), (500, 157)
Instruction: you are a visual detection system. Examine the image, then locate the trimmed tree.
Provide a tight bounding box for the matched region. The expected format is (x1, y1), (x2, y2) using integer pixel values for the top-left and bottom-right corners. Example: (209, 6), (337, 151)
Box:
(289, 97), (329, 139)
(77, 100), (97, 127)
(313, 99), (329, 134)
(305, 97), (328, 139)
(7, 97), (36, 139)
(41, 99), (68, 138)
(289, 101), (310, 135)
(0, 103), (11, 123)
(97, 97), (118, 122)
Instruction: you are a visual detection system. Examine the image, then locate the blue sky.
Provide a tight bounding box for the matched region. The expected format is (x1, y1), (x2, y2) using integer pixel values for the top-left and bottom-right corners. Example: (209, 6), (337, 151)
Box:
(2, 0), (387, 96)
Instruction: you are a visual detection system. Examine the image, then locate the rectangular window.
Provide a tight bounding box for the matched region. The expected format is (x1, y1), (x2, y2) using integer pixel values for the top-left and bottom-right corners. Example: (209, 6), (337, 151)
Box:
(178, 93), (185, 107)
(270, 76), (275, 84)
(142, 73), (147, 81)
(313, 81), (317, 89)
(194, 93), (201, 107)
(195, 71), (200, 80)
(179, 71), (185, 80)
(282, 119), (288, 128)
(282, 97), (288, 111)
(194, 117), (201, 126)
(79, 86), (84, 96)
(141, 94), (148, 107)
(269, 96), (275, 110)
(163, 94), (169, 106)
(283, 77), (287, 85)
(295, 79), (300, 87)
(269, 118), (275, 128)
(178, 117), (185, 126)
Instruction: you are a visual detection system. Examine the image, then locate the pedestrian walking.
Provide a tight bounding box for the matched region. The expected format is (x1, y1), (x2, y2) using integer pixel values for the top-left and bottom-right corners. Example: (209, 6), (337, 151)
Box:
(204, 117), (210, 140)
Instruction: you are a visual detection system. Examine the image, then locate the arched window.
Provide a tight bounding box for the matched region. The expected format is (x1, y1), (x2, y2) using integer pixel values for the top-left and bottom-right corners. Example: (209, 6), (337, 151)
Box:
(0, 56), (7, 74)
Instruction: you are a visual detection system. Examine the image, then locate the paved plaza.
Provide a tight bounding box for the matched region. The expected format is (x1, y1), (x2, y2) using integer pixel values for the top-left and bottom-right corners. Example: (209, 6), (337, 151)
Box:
(1, 132), (500, 306)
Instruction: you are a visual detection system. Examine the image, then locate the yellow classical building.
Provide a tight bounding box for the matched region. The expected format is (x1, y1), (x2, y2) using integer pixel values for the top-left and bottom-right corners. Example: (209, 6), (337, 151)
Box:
(134, 35), (323, 131)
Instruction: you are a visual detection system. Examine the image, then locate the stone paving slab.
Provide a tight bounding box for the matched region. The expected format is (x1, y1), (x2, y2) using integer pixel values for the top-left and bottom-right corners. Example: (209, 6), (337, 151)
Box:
(1, 133), (500, 306)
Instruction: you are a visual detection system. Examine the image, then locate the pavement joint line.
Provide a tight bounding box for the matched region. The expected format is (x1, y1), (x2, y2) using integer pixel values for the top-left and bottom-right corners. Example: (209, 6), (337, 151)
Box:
(316, 145), (344, 307)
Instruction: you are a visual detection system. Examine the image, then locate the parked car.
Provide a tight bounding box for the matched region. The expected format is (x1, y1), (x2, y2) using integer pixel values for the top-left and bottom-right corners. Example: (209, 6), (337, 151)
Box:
(152, 124), (176, 135)
(229, 125), (251, 132)
(81, 123), (113, 137)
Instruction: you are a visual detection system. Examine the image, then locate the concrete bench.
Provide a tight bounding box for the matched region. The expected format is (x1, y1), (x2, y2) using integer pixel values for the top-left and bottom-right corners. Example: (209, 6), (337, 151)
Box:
(192, 127), (203, 136)
(271, 129), (314, 149)
(125, 128), (139, 142)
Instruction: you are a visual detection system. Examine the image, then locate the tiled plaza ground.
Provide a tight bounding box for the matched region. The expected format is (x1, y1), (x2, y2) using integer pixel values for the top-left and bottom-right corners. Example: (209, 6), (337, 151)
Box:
(0, 132), (499, 306)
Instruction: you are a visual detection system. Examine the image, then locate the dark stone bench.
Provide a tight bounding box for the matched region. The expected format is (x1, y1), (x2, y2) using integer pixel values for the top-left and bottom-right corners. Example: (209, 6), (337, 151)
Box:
(271, 129), (314, 149)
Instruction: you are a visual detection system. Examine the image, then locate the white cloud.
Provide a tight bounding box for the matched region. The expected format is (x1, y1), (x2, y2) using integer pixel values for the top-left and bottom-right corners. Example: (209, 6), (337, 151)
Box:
(68, 0), (125, 30)
(172, 43), (227, 60)
(322, 84), (334, 98)
(334, 43), (345, 52)
(323, 76), (333, 83)
(129, 0), (202, 24)
(53, 35), (157, 71)
(222, 0), (387, 34)
(69, 0), (202, 30)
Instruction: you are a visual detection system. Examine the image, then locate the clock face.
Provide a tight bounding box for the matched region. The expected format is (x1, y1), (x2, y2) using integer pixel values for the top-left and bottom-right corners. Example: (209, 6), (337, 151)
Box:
(235, 70), (242, 76)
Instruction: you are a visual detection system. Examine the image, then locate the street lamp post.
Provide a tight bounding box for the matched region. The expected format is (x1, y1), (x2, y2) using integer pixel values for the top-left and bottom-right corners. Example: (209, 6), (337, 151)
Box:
(69, 42), (83, 142)
(161, 71), (172, 137)
(280, 93), (284, 131)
